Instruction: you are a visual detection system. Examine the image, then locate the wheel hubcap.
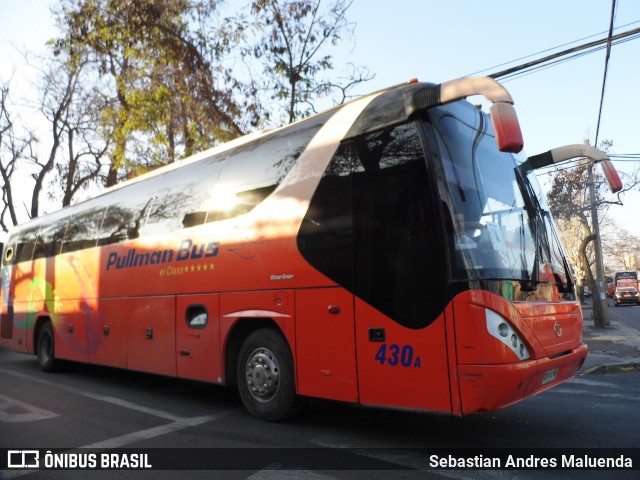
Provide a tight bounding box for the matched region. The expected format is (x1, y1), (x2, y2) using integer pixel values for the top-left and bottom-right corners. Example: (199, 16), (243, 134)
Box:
(245, 347), (280, 403)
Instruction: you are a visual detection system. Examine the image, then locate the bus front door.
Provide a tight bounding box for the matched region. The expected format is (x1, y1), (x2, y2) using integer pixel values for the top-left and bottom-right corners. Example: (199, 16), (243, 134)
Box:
(295, 288), (358, 403)
(354, 299), (452, 413)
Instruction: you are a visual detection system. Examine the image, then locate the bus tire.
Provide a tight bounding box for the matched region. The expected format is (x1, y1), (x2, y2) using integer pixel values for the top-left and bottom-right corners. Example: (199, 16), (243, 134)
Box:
(236, 328), (300, 421)
(37, 322), (57, 373)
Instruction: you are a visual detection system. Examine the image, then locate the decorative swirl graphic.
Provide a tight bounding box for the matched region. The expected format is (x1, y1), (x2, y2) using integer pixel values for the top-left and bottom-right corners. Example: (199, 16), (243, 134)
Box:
(23, 255), (104, 355)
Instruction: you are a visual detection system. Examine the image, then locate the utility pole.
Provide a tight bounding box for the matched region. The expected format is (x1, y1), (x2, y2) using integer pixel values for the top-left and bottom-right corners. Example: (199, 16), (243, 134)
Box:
(586, 139), (609, 327)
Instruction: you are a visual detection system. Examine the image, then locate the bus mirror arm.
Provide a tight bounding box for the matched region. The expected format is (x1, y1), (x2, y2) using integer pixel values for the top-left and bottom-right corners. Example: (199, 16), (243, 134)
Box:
(406, 77), (523, 153)
(520, 144), (623, 193)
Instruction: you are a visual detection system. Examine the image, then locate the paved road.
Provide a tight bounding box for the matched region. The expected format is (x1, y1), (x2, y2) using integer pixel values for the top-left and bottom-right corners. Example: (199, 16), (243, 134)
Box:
(1, 340), (639, 480)
(581, 297), (640, 371)
(608, 296), (640, 331)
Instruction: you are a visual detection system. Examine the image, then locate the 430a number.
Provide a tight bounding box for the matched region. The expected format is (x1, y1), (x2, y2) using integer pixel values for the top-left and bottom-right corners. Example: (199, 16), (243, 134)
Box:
(374, 343), (421, 368)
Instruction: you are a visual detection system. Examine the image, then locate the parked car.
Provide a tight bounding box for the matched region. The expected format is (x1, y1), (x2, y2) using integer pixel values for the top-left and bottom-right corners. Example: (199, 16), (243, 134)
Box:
(614, 287), (640, 307)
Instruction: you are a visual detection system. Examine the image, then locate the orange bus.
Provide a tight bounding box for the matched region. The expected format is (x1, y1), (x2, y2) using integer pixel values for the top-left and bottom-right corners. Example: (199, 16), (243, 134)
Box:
(0, 77), (603, 421)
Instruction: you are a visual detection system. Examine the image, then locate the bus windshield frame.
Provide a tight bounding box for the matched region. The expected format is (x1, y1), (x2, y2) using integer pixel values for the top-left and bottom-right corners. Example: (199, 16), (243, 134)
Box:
(615, 271), (638, 288)
(426, 101), (573, 298)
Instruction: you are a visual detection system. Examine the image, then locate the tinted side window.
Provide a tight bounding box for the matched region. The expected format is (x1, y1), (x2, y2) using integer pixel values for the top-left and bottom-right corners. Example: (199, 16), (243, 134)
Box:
(137, 110), (329, 232)
(98, 173), (168, 244)
(33, 215), (68, 260)
(299, 122), (448, 329)
(11, 227), (38, 264)
(201, 113), (329, 223)
(61, 205), (107, 253)
(7, 112), (330, 260)
(297, 144), (354, 291)
(144, 156), (226, 233)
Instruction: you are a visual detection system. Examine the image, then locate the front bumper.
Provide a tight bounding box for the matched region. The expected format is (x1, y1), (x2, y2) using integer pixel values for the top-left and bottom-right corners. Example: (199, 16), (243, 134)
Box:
(615, 298), (639, 305)
(457, 343), (588, 415)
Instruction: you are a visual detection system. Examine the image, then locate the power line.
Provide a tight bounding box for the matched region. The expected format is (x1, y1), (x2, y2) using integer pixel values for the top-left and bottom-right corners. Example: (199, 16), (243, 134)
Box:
(467, 19), (640, 77)
(495, 32), (640, 82)
(594, 0), (618, 147)
(487, 25), (640, 80)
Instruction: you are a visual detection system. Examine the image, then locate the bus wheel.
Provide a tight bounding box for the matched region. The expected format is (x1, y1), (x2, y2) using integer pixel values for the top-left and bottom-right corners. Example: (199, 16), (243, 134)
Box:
(37, 322), (57, 372)
(237, 328), (300, 421)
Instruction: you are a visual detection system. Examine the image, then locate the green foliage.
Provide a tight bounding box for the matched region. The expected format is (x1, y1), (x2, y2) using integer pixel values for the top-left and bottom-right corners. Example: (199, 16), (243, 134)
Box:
(52, 0), (247, 185)
(6, 0), (372, 217)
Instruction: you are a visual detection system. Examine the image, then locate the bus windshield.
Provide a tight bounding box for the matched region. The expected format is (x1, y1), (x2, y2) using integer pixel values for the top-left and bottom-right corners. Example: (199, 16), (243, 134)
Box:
(615, 271), (638, 288)
(428, 102), (571, 292)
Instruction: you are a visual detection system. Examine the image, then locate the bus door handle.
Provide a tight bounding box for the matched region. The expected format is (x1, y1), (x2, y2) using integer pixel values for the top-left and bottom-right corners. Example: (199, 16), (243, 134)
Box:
(180, 350), (190, 357)
(146, 328), (153, 340)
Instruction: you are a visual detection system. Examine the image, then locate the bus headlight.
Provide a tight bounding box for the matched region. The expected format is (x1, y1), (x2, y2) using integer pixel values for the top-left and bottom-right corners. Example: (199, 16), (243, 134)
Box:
(485, 309), (530, 360)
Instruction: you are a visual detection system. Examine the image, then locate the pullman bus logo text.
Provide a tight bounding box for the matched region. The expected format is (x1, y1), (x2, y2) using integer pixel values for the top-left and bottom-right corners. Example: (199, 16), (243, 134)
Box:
(105, 239), (219, 271)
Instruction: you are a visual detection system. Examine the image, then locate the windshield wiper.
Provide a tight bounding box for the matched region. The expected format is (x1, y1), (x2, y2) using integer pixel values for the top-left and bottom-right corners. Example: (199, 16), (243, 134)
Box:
(514, 171), (541, 292)
(543, 210), (575, 294)
(516, 169), (573, 293)
(520, 214), (540, 292)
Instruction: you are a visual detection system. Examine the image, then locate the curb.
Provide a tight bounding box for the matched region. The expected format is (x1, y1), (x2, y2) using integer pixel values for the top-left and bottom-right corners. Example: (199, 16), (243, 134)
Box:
(580, 300), (640, 375)
(582, 362), (640, 375)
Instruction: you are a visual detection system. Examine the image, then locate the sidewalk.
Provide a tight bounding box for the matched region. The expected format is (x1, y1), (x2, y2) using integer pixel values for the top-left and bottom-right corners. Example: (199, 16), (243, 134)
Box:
(580, 301), (640, 374)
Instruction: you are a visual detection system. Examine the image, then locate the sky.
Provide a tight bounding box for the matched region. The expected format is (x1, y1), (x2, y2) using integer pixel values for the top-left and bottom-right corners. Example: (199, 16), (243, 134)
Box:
(1, 0), (639, 237)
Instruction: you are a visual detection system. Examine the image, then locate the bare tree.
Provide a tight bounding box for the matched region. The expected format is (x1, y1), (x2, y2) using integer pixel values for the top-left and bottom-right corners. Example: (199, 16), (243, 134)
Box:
(234, 0), (374, 123)
(604, 225), (640, 271)
(30, 51), (89, 217)
(3, 0), (376, 227)
(547, 139), (640, 327)
(36, 51), (110, 208)
(0, 80), (37, 231)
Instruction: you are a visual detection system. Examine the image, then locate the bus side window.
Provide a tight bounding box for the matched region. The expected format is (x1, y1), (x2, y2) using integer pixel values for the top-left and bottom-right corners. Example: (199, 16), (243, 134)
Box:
(202, 114), (327, 224)
(142, 111), (328, 233)
(300, 121), (448, 329)
(61, 205), (107, 253)
(98, 174), (167, 244)
(351, 122), (446, 329)
(297, 140), (355, 290)
(146, 156), (226, 233)
(33, 220), (67, 260)
(11, 228), (37, 264)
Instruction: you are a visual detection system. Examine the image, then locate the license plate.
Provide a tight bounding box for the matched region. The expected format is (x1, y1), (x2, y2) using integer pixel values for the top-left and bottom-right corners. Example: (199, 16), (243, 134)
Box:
(542, 368), (558, 385)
